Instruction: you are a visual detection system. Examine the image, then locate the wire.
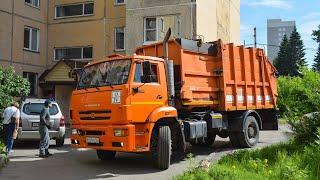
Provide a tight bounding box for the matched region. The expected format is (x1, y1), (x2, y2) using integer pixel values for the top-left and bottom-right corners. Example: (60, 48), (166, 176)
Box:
(244, 43), (318, 52)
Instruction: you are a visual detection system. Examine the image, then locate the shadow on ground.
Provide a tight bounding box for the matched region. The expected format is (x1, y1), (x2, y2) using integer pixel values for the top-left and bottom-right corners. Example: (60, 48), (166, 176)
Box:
(2, 139), (237, 180)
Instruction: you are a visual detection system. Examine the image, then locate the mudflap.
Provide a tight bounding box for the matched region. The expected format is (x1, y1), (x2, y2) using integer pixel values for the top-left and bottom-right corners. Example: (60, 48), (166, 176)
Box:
(259, 109), (279, 130)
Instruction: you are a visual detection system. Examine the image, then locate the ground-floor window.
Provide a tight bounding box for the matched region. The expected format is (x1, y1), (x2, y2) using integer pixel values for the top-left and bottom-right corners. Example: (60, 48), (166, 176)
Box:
(23, 72), (38, 96)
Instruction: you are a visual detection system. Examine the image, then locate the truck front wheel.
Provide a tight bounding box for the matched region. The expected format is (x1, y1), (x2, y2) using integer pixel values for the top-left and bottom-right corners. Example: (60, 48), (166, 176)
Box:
(238, 116), (260, 148)
(96, 150), (116, 161)
(157, 126), (172, 170)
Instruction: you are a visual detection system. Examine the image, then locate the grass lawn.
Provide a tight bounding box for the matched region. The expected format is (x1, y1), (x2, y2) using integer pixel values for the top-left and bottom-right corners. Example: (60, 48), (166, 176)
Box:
(175, 142), (320, 180)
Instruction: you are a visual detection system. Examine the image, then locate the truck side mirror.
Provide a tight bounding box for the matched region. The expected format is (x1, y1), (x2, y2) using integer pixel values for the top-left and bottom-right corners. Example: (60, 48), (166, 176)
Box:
(141, 61), (152, 83)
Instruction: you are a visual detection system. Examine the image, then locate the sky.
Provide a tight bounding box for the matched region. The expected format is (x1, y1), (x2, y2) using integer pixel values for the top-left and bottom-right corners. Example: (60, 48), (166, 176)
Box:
(240, 0), (320, 66)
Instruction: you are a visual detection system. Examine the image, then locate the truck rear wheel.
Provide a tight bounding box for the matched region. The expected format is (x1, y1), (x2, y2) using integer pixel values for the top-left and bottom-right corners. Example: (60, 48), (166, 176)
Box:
(96, 150), (116, 161)
(238, 116), (260, 148)
(190, 133), (216, 147)
(157, 126), (172, 170)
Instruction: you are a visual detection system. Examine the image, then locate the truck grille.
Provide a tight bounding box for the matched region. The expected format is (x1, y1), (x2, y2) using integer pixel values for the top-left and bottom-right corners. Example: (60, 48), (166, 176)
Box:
(79, 110), (111, 121)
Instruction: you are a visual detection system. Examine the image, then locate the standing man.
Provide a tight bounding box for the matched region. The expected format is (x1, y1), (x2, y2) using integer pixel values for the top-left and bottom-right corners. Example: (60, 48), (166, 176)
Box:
(39, 99), (53, 158)
(2, 102), (20, 154)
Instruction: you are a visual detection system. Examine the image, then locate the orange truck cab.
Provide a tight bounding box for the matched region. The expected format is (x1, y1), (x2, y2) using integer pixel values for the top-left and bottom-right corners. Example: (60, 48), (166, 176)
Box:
(70, 29), (278, 170)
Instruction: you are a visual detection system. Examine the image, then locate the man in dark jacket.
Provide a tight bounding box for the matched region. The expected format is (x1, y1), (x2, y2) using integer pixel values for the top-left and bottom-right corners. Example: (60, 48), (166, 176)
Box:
(39, 99), (53, 158)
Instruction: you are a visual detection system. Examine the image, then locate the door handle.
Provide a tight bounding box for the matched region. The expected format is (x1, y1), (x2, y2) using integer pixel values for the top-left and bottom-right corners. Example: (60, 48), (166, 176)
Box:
(156, 95), (163, 99)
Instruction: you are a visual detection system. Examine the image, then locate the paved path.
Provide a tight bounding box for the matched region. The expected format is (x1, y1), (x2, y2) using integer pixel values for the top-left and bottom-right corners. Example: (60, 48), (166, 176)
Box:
(0, 125), (292, 180)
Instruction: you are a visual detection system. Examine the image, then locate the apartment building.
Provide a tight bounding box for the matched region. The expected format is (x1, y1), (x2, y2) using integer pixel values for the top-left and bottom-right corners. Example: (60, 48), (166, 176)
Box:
(0, 0), (49, 97)
(267, 19), (296, 62)
(0, 0), (240, 124)
(126, 0), (240, 54)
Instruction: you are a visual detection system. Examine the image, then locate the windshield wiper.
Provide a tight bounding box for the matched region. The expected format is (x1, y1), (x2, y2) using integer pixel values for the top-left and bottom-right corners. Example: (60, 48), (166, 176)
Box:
(89, 84), (100, 90)
(105, 82), (114, 89)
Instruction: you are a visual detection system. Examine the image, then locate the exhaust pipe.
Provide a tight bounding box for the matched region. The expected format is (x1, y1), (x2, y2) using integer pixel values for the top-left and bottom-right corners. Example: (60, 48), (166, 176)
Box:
(163, 28), (175, 106)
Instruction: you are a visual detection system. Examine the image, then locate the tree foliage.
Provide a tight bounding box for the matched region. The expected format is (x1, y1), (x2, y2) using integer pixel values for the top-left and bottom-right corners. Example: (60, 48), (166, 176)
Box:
(274, 27), (307, 76)
(0, 67), (30, 137)
(274, 35), (290, 75)
(312, 25), (320, 72)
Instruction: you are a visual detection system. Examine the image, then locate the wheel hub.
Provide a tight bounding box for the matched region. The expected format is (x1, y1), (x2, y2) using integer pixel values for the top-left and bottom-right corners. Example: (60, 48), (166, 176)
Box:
(248, 126), (255, 138)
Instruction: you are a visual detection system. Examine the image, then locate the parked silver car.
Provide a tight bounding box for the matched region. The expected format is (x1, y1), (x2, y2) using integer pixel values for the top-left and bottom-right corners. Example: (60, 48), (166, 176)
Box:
(17, 98), (66, 147)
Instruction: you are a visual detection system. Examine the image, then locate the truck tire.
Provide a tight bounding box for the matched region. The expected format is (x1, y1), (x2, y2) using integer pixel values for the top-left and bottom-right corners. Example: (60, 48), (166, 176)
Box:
(238, 116), (260, 148)
(96, 150), (116, 161)
(190, 133), (216, 147)
(157, 126), (172, 170)
(56, 136), (65, 147)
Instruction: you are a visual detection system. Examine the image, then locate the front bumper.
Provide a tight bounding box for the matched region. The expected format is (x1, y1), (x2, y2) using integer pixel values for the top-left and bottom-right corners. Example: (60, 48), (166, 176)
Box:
(17, 127), (66, 140)
(71, 124), (146, 152)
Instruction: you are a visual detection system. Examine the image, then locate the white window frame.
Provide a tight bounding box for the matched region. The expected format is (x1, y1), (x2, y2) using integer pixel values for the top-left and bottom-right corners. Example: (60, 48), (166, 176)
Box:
(24, 26), (39, 52)
(114, 27), (125, 51)
(115, 0), (125, 5)
(55, 2), (94, 19)
(25, 0), (40, 8)
(53, 46), (93, 61)
(144, 17), (158, 44)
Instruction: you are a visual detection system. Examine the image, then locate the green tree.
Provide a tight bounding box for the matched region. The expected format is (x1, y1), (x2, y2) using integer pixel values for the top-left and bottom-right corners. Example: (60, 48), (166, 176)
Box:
(274, 35), (290, 76)
(312, 25), (320, 72)
(0, 67), (30, 138)
(287, 27), (307, 76)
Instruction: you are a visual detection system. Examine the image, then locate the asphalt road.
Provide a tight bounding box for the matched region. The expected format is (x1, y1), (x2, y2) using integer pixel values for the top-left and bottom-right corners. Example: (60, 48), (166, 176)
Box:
(0, 125), (292, 180)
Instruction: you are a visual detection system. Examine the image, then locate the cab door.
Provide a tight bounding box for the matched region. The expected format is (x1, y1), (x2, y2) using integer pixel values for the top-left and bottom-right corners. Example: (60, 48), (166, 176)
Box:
(129, 60), (168, 123)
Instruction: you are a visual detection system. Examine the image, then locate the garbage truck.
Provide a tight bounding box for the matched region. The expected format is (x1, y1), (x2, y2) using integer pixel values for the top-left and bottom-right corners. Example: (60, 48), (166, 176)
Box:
(70, 29), (278, 169)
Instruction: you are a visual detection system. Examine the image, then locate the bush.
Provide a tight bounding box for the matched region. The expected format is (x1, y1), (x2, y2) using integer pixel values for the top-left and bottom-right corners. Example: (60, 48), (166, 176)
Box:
(278, 69), (320, 117)
(0, 67), (29, 138)
(290, 113), (320, 145)
(277, 69), (320, 118)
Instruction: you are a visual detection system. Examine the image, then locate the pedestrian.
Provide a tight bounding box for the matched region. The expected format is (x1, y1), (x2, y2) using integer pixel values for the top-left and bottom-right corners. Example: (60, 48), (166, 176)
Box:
(2, 102), (20, 154)
(39, 99), (53, 158)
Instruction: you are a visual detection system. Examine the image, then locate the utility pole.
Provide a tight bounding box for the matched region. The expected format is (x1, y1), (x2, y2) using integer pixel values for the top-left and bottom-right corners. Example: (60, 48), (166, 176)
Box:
(254, 27), (257, 48)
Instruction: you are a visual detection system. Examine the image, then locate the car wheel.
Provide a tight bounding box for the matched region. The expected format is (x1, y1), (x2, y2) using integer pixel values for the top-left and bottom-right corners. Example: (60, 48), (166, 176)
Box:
(56, 136), (65, 147)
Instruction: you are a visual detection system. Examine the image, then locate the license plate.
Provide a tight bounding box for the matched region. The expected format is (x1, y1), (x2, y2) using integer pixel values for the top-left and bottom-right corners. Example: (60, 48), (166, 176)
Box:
(86, 137), (100, 144)
(32, 122), (39, 127)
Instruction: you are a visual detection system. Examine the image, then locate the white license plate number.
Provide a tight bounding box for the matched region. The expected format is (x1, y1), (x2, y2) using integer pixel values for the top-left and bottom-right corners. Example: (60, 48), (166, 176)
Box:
(32, 122), (39, 127)
(86, 137), (100, 144)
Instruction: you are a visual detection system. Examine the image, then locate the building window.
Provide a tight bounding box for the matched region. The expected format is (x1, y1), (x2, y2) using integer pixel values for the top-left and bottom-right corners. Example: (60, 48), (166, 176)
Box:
(24, 27), (39, 52)
(115, 27), (125, 51)
(54, 47), (93, 61)
(144, 17), (157, 43)
(55, 3), (94, 18)
(23, 72), (38, 96)
(25, 0), (40, 8)
(115, 0), (125, 5)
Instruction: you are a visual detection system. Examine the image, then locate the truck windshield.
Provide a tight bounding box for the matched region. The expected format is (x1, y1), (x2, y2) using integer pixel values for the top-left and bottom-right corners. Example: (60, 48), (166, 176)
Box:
(77, 59), (131, 89)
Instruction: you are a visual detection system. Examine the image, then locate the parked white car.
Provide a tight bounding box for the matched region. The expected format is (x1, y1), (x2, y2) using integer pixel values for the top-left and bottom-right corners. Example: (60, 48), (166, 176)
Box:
(17, 98), (66, 147)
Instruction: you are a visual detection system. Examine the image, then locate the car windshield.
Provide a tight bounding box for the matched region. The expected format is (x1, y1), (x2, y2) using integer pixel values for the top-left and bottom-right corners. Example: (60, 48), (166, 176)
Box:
(77, 59), (132, 89)
(23, 103), (59, 115)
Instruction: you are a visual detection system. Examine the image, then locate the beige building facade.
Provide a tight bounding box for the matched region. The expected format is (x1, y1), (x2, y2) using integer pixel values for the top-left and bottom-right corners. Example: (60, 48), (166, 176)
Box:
(126, 0), (240, 54)
(0, 0), (49, 96)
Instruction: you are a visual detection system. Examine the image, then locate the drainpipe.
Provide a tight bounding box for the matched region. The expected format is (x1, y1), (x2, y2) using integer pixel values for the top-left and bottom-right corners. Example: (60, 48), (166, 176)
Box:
(10, 0), (15, 66)
(163, 28), (175, 107)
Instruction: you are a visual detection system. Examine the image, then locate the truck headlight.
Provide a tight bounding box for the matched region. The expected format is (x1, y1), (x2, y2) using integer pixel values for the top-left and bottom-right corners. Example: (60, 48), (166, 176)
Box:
(72, 129), (79, 135)
(114, 129), (128, 137)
